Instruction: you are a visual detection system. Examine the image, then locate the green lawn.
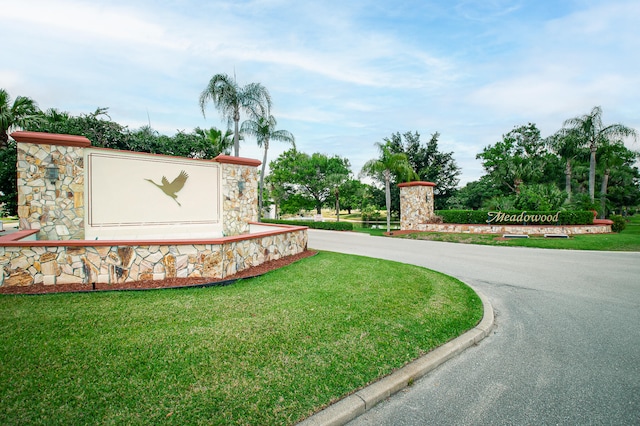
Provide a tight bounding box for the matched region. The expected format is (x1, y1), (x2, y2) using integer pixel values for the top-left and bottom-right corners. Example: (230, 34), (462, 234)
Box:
(0, 251), (482, 426)
(393, 215), (640, 251)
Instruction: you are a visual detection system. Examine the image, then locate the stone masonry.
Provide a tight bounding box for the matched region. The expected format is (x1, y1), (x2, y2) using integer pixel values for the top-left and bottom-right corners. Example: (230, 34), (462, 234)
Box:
(216, 155), (261, 236)
(0, 226), (307, 287)
(398, 180), (611, 235)
(14, 132), (89, 240)
(399, 181), (436, 230)
(2, 131), (308, 288)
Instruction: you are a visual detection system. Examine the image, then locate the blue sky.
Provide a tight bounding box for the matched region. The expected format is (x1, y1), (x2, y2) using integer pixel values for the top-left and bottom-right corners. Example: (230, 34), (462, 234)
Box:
(2, 0), (639, 185)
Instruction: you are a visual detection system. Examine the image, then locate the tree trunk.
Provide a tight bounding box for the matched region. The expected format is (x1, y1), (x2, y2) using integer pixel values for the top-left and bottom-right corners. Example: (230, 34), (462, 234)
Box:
(565, 160), (572, 202)
(514, 178), (523, 194)
(258, 142), (268, 220)
(600, 169), (610, 219)
(0, 130), (8, 149)
(589, 143), (597, 202)
(233, 106), (240, 157)
(335, 188), (340, 222)
(384, 170), (391, 233)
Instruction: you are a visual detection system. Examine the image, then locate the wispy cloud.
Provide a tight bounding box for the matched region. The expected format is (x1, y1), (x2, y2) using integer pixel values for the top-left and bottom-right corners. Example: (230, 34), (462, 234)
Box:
(2, 0), (638, 185)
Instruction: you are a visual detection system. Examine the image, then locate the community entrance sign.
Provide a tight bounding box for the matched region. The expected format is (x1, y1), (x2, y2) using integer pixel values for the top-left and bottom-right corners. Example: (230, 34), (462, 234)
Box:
(487, 211), (560, 224)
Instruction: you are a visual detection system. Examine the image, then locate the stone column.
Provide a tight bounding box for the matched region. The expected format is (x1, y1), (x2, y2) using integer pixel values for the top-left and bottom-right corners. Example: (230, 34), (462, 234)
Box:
(214, 155), (261, 236)
(12, 131), (90, 240)
(398, 181), (436, 231)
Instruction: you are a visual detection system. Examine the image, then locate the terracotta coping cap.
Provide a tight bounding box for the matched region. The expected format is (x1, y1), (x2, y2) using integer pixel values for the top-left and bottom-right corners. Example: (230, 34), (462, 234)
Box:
(0, 224), (307, 247)
(11, 131), (92, 147)
(398, 181), (436, 187)
(214, 154), (261, 167)
(593, 219), (614, 225)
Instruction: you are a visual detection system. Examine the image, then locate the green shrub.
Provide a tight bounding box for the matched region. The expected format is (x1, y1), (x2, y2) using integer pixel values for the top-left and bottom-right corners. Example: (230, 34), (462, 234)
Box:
(609, 215), (627, 233)
(261, 219), (353, 231)
(514, 184), (567, 211)
(558, 210), (594, 225)
(361, 205), (382, 222)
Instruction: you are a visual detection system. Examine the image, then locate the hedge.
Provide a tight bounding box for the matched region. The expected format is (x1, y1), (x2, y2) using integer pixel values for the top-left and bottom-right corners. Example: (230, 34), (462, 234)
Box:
(435, 210), (594, 225)
(261, 219), (354, 231)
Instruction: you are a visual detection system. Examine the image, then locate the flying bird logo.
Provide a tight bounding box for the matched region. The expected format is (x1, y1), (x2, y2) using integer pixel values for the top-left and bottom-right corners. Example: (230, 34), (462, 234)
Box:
(145, 170), (189, 206)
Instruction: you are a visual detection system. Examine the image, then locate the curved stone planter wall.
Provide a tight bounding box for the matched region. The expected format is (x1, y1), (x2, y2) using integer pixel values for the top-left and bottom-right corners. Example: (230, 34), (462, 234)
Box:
(2, 131), (308, 289)
(0, 223), (307, 287)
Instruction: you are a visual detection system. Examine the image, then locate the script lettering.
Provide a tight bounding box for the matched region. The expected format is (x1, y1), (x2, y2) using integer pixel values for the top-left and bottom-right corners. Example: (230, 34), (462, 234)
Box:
(487, 211), (560, 224)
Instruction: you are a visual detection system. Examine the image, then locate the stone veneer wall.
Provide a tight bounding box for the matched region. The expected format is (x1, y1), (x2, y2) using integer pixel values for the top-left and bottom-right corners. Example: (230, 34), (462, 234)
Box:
(0, 224), (307, 287)
(216, 155), (261, 236)
(399, 181), (436, 231)
(14, 132), (90, 240)
(12, 132), (263, 240)
(397, 180), (611, 235)
(3, 131), (309, 289)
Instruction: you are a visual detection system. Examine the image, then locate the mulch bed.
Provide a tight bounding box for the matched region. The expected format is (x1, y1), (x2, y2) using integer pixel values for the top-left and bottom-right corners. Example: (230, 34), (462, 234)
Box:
(0, 250), (317, 295)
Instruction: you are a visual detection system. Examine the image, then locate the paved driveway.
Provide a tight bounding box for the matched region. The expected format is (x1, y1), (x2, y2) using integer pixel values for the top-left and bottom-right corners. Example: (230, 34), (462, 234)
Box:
(308, 230), (640, 425)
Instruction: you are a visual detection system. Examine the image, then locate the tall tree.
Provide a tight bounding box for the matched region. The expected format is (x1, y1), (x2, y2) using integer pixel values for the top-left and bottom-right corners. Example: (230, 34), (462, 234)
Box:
(387, 131), (461, 209)
(267, 149), (351, 215)
(597, 140), (639, 217)
(0, 89), (42, 148)
(361, 141), (417, 233)
(477, 123), (559, 195)
(199, 73), (271, 157)
(562, 106), (638, 202)
(548, 128), (586, 202)
(338, 179), (369, 215)
(241, 114), (295, 218)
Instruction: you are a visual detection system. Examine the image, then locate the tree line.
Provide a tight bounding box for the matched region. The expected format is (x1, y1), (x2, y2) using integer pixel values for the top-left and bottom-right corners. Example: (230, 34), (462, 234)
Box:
(456, 110), (639, 219)
(0, 75), (295, 217)
(2, 85), (639, 221)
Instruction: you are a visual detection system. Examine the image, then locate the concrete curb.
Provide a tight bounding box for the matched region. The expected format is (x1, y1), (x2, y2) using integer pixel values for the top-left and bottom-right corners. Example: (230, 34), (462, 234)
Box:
(297, 290), (495, 426)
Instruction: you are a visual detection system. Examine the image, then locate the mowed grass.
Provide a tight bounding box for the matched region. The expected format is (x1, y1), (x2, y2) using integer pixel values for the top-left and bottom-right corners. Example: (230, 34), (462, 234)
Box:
(396, 215), (640, 251)
(0, 251), (482, 426)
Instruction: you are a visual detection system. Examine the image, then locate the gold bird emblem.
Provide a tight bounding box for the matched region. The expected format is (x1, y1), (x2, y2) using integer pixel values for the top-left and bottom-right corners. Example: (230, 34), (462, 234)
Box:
(145, 170), (189, 206)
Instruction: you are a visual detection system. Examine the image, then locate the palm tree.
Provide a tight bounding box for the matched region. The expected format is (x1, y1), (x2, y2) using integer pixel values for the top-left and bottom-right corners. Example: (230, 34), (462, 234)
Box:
(0, 89), (41, 148)
(361, 141), (417, 233)
(597, 140), (638, 218)
(549, 128), (585, 202)
(563, 106), (638, 202)
(199, 73), (272, 157)
(195, 127), (235, 157)
(241, 114), (295, 218)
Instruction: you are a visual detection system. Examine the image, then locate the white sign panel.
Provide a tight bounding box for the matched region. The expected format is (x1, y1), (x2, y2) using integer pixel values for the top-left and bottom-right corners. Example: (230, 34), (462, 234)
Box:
(85, 150), (221, 238)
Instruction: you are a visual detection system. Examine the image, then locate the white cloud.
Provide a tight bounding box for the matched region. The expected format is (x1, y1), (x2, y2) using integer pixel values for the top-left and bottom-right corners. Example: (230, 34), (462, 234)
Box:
(2, 0), (638, 187)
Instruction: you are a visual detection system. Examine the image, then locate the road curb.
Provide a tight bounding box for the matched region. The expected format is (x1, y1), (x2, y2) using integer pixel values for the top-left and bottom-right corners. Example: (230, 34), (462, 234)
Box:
(297, 290), (495, 426)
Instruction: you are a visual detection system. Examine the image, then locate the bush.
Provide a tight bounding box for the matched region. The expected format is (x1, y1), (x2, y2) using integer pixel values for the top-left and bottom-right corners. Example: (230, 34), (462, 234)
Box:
(361, 205), (382, 222)
(609, 215), (627, 233)
(261, 219), (353, 231)
(514, 184), (567, 211)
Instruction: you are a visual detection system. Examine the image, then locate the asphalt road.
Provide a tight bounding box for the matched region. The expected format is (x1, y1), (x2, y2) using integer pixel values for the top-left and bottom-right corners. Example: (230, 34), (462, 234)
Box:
(307, 230), (640, 425)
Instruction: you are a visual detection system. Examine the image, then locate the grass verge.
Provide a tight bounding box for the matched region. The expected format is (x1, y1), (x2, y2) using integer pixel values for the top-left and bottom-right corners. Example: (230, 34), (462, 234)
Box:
(0, 251), (482, 426)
